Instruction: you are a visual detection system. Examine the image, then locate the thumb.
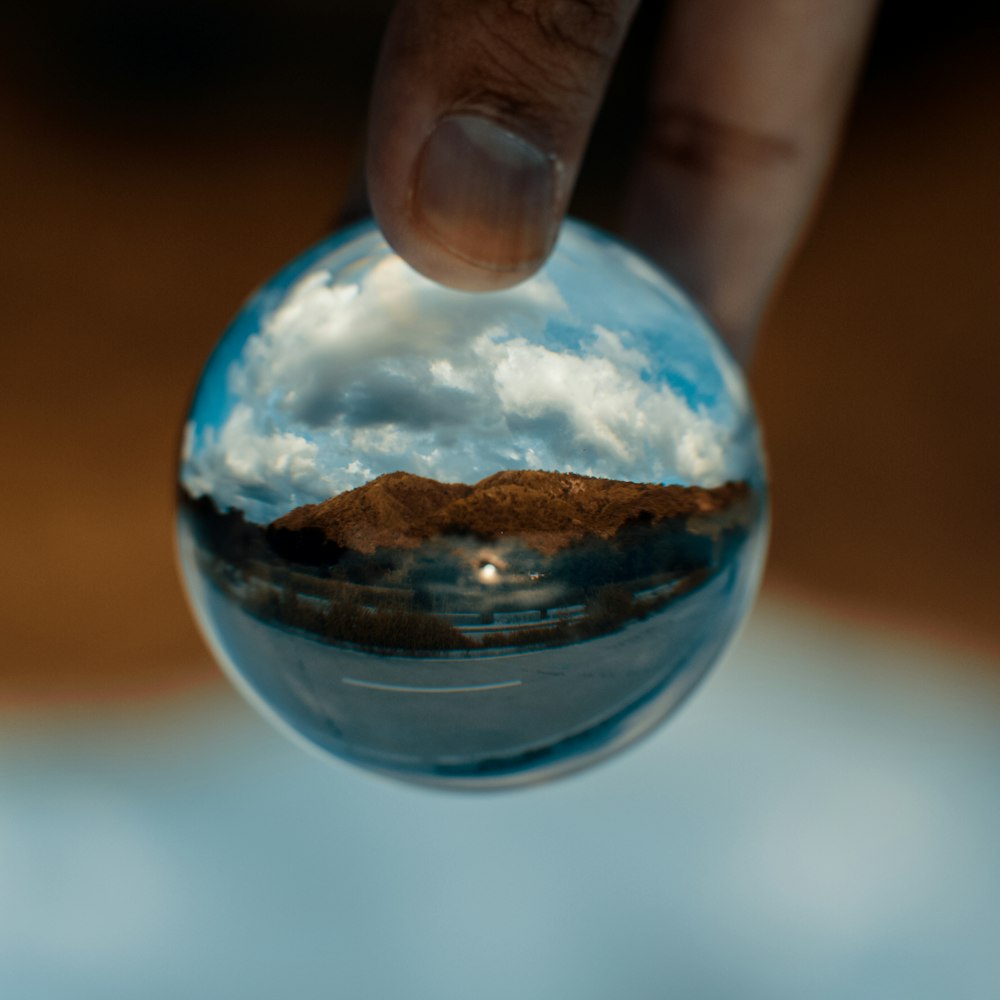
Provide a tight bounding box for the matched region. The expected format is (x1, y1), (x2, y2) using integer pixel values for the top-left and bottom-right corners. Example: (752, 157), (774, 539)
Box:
(367, 0), (639, 291)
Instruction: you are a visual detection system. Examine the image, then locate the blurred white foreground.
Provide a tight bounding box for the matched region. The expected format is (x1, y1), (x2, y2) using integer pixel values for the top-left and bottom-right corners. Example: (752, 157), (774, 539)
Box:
(2, 598), (998, 1000)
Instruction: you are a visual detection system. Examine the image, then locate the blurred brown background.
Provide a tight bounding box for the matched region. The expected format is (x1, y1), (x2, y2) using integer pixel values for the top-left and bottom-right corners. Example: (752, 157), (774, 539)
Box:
(1, 1), (998, 703)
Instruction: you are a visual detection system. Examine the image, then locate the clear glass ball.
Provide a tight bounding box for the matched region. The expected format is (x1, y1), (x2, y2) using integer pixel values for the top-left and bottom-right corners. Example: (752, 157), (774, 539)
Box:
(177, 219), (768, 788)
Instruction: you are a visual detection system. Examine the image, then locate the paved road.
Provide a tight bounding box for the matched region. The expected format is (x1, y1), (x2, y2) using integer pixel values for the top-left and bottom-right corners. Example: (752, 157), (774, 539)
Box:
(180, 526), (759, 783)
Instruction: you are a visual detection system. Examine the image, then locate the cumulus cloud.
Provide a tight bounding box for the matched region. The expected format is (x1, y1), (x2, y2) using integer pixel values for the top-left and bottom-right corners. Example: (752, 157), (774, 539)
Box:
(182, 406), (336, 522)
(182, 240), (748, 522)
(232, 258), (564, 433)
(478, 326), (727, 482)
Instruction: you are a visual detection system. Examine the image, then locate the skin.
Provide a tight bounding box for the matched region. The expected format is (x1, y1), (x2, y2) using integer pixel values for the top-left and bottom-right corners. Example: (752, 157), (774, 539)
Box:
(367, 0), (880, 362)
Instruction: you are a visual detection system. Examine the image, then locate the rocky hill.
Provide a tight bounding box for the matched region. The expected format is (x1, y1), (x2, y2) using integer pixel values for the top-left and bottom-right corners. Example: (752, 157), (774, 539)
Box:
(268, 470), (749, 556)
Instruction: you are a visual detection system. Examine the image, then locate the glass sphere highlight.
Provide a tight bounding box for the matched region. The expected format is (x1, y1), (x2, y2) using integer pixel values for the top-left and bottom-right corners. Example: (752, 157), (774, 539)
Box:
(177, 219), (768, 788)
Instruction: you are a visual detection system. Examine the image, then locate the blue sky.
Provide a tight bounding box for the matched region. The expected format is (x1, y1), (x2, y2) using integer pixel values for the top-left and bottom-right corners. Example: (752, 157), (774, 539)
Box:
(181, 220), (761, 523)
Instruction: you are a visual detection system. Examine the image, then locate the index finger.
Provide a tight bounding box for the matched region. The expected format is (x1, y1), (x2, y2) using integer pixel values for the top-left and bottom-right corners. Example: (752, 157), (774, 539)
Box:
(624, 0), (880, 360)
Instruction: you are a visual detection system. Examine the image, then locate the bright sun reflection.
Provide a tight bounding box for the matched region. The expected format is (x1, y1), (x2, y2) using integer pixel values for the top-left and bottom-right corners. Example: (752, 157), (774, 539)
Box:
(478, 563), (499, 584)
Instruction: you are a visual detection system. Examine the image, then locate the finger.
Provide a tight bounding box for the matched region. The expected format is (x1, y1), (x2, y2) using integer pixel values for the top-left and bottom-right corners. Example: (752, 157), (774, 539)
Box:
(367, 0), (640, 291)
(623, 0), (880, 361)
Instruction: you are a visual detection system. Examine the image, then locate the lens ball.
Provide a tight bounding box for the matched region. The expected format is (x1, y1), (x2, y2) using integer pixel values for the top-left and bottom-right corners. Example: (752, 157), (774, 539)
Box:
(177, 219), (768, 788)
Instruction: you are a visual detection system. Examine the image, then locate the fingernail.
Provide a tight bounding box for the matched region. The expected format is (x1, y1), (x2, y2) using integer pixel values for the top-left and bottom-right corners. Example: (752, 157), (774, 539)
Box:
(412, 114), (558, 271)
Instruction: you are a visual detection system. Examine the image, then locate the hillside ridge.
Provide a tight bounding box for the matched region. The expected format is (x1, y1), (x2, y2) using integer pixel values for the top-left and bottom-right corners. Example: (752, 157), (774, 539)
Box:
(268, 470), (750, 556)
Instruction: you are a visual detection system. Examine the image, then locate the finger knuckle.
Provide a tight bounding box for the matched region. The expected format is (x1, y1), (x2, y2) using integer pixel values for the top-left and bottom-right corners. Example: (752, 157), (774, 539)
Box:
(472, 25), (589, 103)
(470, 0), (625, 94)
(509, 0), (623, 59)
(645, 104), (799, 179)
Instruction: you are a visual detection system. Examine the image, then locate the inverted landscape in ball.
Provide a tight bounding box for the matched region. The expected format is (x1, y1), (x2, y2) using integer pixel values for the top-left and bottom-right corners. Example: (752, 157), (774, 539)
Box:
(177, 219), (768, 788)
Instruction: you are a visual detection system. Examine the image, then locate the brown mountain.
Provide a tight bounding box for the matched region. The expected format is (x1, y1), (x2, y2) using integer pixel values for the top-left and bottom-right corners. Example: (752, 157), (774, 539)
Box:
(269, 470), (750, 556)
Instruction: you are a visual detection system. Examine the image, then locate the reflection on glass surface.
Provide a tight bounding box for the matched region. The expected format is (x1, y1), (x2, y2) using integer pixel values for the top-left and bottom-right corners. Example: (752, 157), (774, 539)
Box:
(176, 219), (768, 787)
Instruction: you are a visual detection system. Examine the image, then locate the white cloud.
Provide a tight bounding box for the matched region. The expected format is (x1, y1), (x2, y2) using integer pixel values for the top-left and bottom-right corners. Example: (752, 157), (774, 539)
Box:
(479, 327), (730, 483)
(485, 337), (642, 462)
(182, 229), (751, 521)
(345, 459), (372, 479)
(231, 256), (565, 431)
(181, 406), (338, 522)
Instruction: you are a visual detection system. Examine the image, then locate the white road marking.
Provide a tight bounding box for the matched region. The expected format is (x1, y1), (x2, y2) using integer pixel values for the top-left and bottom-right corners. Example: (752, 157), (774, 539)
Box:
(341, 677), (522, 694)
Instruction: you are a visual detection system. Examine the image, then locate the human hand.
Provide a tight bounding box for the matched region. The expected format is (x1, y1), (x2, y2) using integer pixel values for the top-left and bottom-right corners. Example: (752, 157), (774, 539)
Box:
(366, 0), (879, 362)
